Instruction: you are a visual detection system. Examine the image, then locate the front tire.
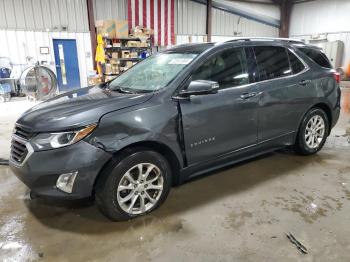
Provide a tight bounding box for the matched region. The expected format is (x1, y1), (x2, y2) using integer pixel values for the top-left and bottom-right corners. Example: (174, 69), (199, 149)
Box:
(294, 108), (329, 155)
(95, 149), (172, 221)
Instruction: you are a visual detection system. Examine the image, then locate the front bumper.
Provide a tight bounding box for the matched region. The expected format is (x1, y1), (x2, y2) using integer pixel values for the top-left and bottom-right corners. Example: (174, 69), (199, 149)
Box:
(9, 140), (111, 199)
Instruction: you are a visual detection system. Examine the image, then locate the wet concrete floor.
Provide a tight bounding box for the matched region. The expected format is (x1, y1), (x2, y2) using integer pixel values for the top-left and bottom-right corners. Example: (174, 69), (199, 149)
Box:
(0, 89), (350, 261)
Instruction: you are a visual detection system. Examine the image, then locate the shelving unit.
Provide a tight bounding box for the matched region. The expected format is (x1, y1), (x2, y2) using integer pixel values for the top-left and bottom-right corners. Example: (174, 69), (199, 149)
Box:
(103, 36), (153, 81)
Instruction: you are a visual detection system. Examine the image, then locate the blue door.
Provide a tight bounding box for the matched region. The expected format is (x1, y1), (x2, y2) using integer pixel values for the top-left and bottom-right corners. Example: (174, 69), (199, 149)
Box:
(53, 39), (81, 92)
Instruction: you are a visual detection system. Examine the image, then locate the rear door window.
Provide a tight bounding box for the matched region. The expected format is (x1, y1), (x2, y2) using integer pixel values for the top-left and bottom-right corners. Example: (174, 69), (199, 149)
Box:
(253, 46), (291, 81)
(192, 47), (249, 89)
(287, 50), (306, 74)
(298, 47), (332, 68)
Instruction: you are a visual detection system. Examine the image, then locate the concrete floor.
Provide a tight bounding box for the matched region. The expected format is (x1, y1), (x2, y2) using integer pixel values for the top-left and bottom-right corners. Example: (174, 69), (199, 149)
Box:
(0, 90), (350, 261)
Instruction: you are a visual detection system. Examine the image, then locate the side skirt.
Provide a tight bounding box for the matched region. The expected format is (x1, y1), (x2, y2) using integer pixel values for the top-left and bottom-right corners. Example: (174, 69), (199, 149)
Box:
(179, 131), (295, 183)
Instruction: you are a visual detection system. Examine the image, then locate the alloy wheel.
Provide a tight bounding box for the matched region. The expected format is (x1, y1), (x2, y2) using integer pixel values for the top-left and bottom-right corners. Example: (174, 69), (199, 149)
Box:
(116, 163), (164, 215)
(304, 115), (325, 149)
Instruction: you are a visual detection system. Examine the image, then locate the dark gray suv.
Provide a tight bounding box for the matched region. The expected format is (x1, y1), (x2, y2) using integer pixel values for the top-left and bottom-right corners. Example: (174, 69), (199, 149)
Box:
(10, 38), (341, 220)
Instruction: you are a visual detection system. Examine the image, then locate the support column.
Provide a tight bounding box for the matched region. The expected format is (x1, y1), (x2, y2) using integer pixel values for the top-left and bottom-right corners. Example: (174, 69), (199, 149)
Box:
(87, 0), (97, 69)
(279, 0), (292, 38)
(206, 0), (212, 42)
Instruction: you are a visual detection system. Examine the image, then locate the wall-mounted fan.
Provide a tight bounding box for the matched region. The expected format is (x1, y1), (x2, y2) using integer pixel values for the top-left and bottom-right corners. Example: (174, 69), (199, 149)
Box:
(19, 65), (57, 101)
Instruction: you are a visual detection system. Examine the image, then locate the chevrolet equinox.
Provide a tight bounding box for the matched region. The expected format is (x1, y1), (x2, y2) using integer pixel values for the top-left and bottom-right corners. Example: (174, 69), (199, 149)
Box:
(10, 38), (341, 221)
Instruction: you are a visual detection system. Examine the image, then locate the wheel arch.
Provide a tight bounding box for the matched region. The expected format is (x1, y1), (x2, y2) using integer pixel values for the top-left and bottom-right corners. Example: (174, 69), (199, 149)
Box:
(311, 102), (332, 135)
(296, 102), (332, 142)
(93, 140), (182, 194)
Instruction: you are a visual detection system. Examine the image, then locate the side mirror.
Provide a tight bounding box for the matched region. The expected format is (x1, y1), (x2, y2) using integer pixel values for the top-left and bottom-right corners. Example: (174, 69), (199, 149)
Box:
(179, 80), (219, 97)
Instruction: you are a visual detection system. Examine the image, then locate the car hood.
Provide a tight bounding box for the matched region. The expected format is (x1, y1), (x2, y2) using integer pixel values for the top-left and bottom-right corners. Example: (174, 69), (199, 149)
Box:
(17, 85), (153, 132)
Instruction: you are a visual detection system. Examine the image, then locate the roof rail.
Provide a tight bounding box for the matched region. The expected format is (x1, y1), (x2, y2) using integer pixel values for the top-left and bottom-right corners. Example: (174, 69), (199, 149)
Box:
(223, 37), (305, 44)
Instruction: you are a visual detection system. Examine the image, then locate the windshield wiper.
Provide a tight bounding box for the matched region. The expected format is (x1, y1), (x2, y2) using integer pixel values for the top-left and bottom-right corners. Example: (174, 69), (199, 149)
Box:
(110, 86), (136, 94)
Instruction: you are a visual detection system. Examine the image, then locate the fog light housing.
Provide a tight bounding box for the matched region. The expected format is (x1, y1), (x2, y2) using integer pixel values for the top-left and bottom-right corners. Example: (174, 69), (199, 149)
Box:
(56, 171), (78, 193)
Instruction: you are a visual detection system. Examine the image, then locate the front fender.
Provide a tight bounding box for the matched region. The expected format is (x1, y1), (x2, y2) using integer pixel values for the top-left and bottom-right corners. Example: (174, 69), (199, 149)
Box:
(86, 100), (184, 168)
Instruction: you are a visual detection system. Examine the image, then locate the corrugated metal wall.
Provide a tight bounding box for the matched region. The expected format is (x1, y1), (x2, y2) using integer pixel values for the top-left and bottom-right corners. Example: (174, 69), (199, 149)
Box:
(212, 8), (278, 37)
(0, 0), (91, 87)
(93, 0), (127, 21)
(219, 0), (280, 21)
(290, 0), (350, 67)
(290, 0), (350, 36)
(290, 33), (350, 69)
(0, 0), (89, 32)
(176, 0), (278, 44)
(176, 0), (278, 45)
(0, 0), (279, 87)
(176, 0), (207, 35)
(0, 30), (93, 87)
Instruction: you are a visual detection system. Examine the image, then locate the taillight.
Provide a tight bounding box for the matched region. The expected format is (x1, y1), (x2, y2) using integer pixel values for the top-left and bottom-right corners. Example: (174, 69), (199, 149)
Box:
(334, 72), (340, 83)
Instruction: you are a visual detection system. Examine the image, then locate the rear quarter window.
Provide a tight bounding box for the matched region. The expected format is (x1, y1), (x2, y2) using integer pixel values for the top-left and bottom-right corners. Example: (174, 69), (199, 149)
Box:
(298, 47), (332, 68)
(287, 50), (305, 74)
(253, 46), (291, 81)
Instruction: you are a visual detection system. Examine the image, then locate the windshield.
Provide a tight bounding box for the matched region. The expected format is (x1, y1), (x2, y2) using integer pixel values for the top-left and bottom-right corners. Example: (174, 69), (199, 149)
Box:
(109, 53), (198, 92)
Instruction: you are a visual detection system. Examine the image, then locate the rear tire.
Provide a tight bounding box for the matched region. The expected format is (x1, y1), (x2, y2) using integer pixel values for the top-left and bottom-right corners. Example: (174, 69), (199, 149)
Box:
(95, 149), (172, 221)
(294, 108), (329, 155)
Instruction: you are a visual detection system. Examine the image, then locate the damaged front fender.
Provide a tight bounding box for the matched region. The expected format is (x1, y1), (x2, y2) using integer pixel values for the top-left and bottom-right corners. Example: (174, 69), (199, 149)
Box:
(85, 98), (185, 168)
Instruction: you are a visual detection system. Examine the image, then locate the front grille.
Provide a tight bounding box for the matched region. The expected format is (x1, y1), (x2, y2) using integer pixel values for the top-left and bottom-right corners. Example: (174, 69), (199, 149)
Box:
(10, 125), (33, 164)
(13, 125), (33, 140)
(10, 139), (28, 163)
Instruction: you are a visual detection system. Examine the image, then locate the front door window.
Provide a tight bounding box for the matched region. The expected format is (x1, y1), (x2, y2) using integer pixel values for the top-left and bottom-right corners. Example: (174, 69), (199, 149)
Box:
(192, 48), (249, 89)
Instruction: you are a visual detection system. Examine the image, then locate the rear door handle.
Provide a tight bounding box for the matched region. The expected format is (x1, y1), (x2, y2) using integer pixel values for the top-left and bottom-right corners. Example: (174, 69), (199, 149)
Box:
(299, 80), (310, 86)
(240, 92), (257, 99)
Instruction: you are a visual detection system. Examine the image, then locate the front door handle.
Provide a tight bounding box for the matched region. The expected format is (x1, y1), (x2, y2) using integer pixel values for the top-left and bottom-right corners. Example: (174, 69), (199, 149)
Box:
(299, 80), (311, 86)
(240, 92), (257, 99)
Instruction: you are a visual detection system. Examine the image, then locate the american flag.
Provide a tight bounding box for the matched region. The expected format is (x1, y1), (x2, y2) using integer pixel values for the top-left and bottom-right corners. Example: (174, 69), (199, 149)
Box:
(128, 0), (175, 47)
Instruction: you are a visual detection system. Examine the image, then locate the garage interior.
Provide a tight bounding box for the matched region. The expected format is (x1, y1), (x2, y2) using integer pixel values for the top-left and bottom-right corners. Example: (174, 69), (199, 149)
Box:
(1, 0), (350, 261)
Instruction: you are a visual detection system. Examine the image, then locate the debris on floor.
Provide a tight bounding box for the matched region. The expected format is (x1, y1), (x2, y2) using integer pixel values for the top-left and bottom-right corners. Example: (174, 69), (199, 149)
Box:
(286, 232), (308, 254)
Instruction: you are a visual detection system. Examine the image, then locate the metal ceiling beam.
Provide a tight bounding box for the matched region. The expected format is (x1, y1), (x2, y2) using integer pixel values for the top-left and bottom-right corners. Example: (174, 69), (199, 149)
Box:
(193, 0), (280, 27)
(294, 0), (316, 4)
(271, 0), (281, 4)
(225, 0), (278, 5)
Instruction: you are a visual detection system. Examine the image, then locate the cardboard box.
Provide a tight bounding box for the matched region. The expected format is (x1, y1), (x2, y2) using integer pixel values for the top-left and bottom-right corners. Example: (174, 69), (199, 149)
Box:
(88, 76), (101, 86)
(96, 19), (128, 39)
(112, 42), (121, 47)
(105, 75), (117, 82)
(130, 26), (153, 38)
(96, 20), (116, 38)
(110, 58), (119, 65)
(111, 52), (119, 59)
(105, 63), (112, 75)
(130, 52), (138, 58)
(111, 64), (119, 74)
(139, 42), (148, 47)
(122, 51), (130, 58)
(129, 26), (142, 36)
(115, 20), (129, 39)
(127, 41), (140, 47)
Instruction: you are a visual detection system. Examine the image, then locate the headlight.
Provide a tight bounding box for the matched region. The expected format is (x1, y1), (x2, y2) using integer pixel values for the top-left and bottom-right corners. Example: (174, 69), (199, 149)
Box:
(31, 124), (97, 151)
